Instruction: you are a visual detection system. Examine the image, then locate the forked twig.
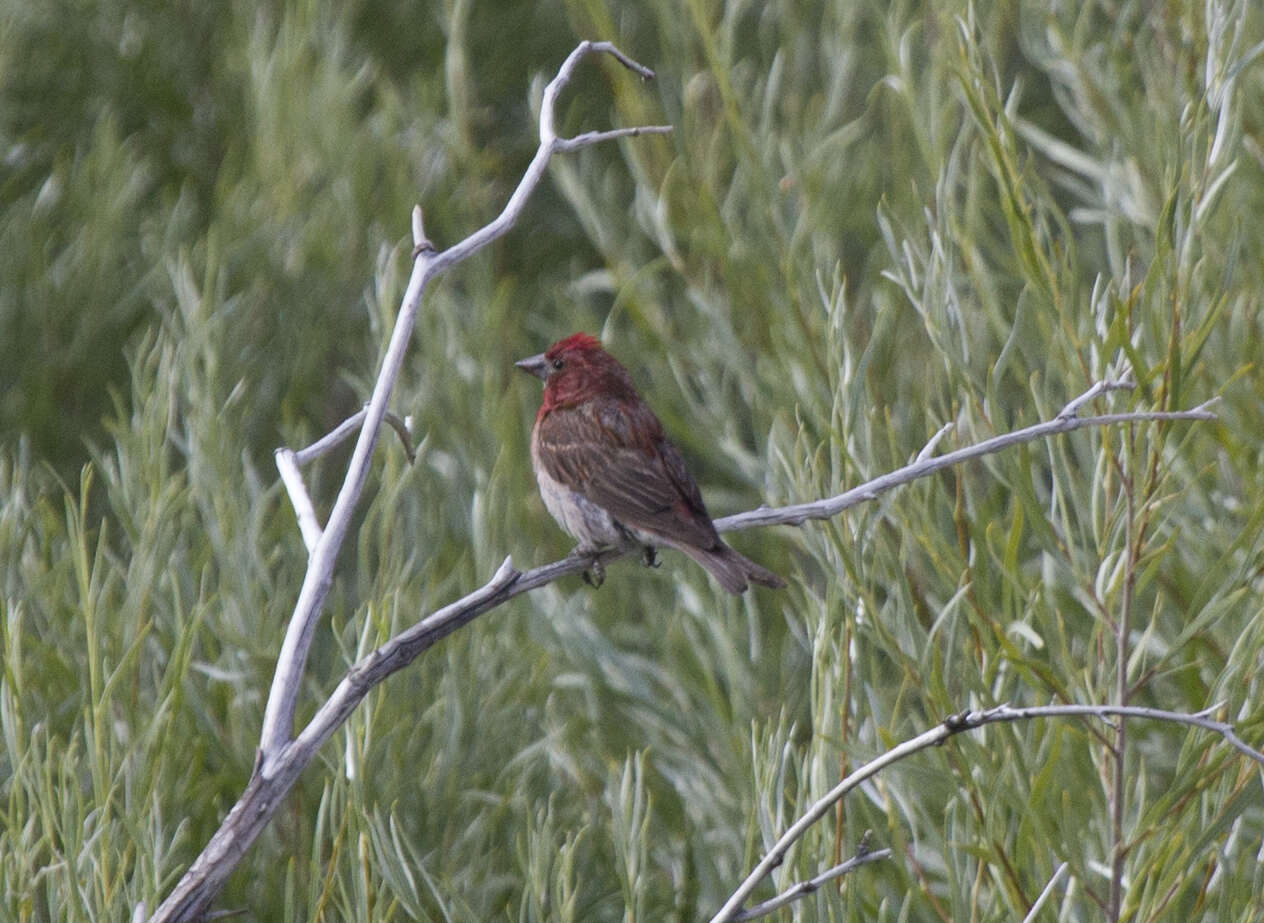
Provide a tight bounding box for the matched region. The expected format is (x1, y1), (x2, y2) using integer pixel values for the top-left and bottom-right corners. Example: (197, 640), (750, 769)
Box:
(730, 841), (893, 920)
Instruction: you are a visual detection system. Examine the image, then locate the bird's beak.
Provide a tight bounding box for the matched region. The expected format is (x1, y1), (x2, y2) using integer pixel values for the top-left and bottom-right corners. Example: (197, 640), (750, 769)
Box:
(514, 352), (550, 381)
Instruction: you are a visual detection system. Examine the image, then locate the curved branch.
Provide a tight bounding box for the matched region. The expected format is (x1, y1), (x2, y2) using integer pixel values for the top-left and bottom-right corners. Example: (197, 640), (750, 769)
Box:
(290, 406), (417, 468)
(708, 703), (1263, 922)
(1022, 863), (1070, 923)
(276, 409), (419, 553)
(715, 389), (1219, 533)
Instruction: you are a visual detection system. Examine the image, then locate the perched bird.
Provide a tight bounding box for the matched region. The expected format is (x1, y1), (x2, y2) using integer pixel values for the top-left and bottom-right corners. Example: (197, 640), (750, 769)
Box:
(516, 333), (785, 594)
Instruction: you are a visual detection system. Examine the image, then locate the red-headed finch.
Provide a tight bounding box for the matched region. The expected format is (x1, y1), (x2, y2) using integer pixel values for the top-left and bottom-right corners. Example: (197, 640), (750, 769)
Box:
(516, 333), (785, 594)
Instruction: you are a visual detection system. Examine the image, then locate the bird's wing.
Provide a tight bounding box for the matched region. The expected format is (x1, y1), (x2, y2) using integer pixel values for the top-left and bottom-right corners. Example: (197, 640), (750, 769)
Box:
(535, 399), (720, 548)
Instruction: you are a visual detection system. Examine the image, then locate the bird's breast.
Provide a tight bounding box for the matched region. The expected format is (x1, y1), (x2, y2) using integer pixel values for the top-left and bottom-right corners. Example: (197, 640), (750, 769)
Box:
(530, 430), (627, 548)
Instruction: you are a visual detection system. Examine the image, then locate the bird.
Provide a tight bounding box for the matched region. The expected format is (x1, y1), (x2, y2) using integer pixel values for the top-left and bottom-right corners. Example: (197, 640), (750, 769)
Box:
(515, 333), (785, 594)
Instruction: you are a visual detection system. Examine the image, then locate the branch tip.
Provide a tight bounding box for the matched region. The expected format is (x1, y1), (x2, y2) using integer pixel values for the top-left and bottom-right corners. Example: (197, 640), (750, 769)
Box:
(592, 40), (657, 79)
(916, 421), (955, 462)
(492, 556), (521, 588)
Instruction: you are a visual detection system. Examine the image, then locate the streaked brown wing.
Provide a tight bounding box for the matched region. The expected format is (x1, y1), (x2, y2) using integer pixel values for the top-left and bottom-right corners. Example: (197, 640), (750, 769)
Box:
(535, 399), (720, 548)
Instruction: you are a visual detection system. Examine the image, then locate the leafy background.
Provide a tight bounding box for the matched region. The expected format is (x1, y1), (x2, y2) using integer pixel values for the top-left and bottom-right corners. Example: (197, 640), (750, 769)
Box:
(2, 0), (1263, 920)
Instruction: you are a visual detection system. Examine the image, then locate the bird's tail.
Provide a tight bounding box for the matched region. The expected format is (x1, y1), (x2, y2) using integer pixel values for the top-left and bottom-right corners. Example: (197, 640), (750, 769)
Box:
(678, 541), (786, 595)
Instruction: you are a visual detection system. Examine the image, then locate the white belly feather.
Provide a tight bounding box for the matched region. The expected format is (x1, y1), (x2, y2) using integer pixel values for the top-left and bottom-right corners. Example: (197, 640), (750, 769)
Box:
(531, 438), (649, 550)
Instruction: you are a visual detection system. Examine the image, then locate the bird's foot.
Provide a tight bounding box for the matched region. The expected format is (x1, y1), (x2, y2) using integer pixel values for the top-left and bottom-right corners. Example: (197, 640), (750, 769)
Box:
(570, 547), (606, 588)
(641, 546), (661, 569)
(582, 558), (606, 588)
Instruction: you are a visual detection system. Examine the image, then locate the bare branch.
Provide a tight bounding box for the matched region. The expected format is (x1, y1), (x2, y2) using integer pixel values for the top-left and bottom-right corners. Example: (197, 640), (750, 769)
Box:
(293, 408), (368, 465)
(714, 385), (1219, 533)
(1022, 863), (1069, 923)
(410, 204), (433, 256)
(277, 408), (418, 556)
(983, 702), (1264, 767)
(1058, 378), (1133, 418)
(274, 448), (322, 552)
(730, 843), (893, 921)
(538, 40), (656, 143)
(915, 421), (955, 463)
(553, 124), (673, 151)
(708, 723), (951, 922)
(708, 703), (1263, 922)
(288, 557), (522, 760)
(381, 412), (418, 464)
(290, 407), (416, 467)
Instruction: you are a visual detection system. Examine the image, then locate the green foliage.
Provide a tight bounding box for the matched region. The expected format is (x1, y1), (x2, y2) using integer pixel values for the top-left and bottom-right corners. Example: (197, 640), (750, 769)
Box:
(2, 0), (1263, 920)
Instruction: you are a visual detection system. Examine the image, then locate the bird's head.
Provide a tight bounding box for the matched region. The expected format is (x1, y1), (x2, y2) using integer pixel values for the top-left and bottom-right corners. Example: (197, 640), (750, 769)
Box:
(515, 333), (637, 413)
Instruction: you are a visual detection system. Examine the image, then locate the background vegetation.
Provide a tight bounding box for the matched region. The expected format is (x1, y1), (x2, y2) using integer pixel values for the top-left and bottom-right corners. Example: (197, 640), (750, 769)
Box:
(2, 0), (1262, 919)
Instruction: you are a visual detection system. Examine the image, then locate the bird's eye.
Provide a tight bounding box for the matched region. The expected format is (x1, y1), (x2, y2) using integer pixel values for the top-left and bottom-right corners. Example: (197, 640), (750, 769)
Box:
(551, 357), (564, 370)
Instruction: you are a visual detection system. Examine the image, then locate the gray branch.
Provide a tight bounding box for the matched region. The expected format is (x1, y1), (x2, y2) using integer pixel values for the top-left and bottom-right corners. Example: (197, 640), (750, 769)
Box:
(1021, 862), (1070, 923)
(714, 385), (1219, 534)
(708, 703), (1263, 922)
(729, 844), (894, 920)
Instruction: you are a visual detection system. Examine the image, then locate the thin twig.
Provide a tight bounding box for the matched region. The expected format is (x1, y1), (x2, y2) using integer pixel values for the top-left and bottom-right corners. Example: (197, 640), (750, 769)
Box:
(278, 408), (418, 554)
(707, 722), (951, 923)
(708, 703), (1262, 922)
(382, 413), (417, 464)
(715, 392), (1218, 533)
(554, 125), (672, 151)
(1058, 379), (1132, 418)
(915, 421), (955, 463)
(274, 448), (322, 553)
(293, 408), (369, 465)
(290, 408), (416, 468)
(1021, 862), (1069, 923)
(730, 846), (893, 920)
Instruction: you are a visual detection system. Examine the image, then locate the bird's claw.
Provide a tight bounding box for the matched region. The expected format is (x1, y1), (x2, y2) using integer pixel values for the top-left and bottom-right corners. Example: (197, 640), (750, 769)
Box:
(582, 558), (606, 588)
(570, 547), (606, 588)
(641, 546), (660, 569)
